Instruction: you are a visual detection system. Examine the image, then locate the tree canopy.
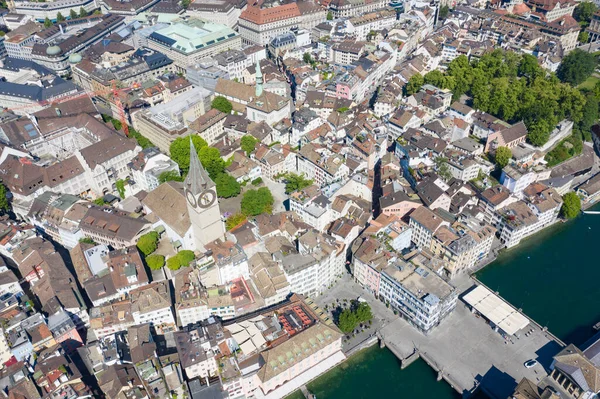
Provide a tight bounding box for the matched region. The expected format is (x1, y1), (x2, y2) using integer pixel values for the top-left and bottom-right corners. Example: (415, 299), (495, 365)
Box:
(574, 1), (597, 25)
(405, 73), (424, 95)
(561, 192), (581, 219)
(439, 50), (592, 146)
(241, 135), (259, 156)
(226, 213), (247, 230)
(79, 7), (87, 17)
(439, 5), (449, 20)
(495, 147), (512, 168)
(337, 302), (373, 333)
(146, 254), (165, 270)
(136, 231), (160, 256)
(241, 187), (274, 216)
(215, 173), (241, 198)
(166, 250), (195, 270)
(211, 96), (232, 114)
(56, 12), (65, 21)
(283, 173), (314, 194)
(169, 135), (208, 172)
(326, 11), (333, 20)
(70, 9), (77, 19)
(0, 184), (9, 212)
(557, 49), (597, 86)
(44, 17), (52, 28)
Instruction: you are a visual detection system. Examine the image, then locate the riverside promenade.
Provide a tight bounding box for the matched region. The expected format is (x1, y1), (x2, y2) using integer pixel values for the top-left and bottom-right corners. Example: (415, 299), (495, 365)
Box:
(379, 281), (564, 399)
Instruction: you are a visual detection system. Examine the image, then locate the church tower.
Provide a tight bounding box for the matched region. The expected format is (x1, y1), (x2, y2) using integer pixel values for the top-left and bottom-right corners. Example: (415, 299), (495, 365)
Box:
(255, 59), (263, 97)
(184, 137), (225, 251)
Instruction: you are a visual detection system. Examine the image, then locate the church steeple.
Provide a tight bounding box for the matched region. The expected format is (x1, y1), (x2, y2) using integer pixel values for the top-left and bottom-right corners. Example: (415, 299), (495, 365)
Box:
(255, 59), (263, 97)
(184, 135), (214, 195)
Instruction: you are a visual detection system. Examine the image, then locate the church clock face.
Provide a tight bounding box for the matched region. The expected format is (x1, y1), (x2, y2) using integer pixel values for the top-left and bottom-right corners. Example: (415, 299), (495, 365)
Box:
(198, 189), (217, 208)
(185, 189), (197, 208)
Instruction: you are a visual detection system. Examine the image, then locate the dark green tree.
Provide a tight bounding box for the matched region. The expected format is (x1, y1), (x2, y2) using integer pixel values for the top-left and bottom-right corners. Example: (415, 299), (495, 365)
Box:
(424, 70), (445, 87)
(79, 237), (96, 245)
(405, 73), (424, 95)
(326, 11), (333, 20)
(136, 232), (160, 256)
(438, 5), (449, 19)
(198, 146), (226, 179)
(56, 12), (65, 22)
(169, 135), (208, 172)
(79, 7), (87, 17)
(211, 96), (233, 114)
(93, 197), (106, 206)
(495, 146), (512, 168)
(561, 192), (581, 219)
(338, 309), (358, 333)
(303, 52), (313, 64)
(215, 173), (241, 198)
(44, 17), (52, 28)
(241, 135), (259, 155)
(241, 187), (274, 216)
(0, 184), (9, 212)
(181, 0), (191, 8)
(146, 254), (165, 270)
(355, 302), (373, 323)
(574, 1), (597, 25)
(557, 49), (597, 86)
(70, 9), (77, 19)
(579, 31), (590, 43)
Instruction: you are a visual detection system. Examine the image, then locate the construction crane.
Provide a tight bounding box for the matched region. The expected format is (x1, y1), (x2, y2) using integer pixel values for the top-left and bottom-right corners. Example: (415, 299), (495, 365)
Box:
(111, 81), (129, 137)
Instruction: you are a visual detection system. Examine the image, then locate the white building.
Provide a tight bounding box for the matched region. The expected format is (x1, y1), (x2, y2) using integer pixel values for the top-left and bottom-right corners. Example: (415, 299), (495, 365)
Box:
(128, 148), (180, 193)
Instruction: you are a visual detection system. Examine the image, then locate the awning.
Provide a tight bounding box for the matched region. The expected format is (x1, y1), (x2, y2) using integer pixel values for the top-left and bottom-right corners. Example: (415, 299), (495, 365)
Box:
(154, 225), (166, 234)
(172, 240), (182, 249)
(463, 285), (529, 336)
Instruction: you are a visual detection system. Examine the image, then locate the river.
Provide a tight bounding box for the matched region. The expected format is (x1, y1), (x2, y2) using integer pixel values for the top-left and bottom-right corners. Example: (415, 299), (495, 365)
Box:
(476, 204), (600, 346)
(288, 205), (600, 398)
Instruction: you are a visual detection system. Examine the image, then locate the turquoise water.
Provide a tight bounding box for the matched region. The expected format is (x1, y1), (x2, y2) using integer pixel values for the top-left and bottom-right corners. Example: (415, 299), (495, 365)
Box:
(288, 345), (460, 399)
(477, 204), (600, 346)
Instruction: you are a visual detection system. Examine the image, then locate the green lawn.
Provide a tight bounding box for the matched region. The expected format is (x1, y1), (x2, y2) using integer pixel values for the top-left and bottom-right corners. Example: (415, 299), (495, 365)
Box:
(578, 75), (600, 90)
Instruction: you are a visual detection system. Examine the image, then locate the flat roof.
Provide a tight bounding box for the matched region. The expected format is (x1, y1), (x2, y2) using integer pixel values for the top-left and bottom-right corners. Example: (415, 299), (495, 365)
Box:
(462, 285), (529, 336)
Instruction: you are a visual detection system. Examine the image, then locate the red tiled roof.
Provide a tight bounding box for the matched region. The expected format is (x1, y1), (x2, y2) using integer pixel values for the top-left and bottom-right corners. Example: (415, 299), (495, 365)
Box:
(240, 3), (300, 25)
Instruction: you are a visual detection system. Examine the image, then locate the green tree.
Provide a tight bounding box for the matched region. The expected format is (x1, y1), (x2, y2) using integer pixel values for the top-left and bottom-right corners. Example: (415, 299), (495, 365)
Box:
(405, 73), (424, 95)
(56, 12), (65, 22)
(579, 31), (590, 43)
(166, 256), (181, 271)
(495, 146), (512, 168)
(241, 187), (274, 216)
(169, 135), (208, 172)
(226, 213), (247, 230)
(215, 173), (241, 198)
(561, 192), (581, 219)
(447, 55), (473, 100)
(181, 0), (191, 8)
(79, 7), (87, 17)
(44, 17), (52, 28)
(284, 173), (313, 194)
(93, 197), (106, 206)
(518, 54), (544, 82)
(355, 302), (373, 323)
(0, 184), (9, 212)
(115, 179), (126, 199)
(241, 135), (259, 155)
(434, 157), (452, 181)
(70, 9), (77, 19)
(158, 170), (184, 183)
(574, 1), (597, 24)
(146, 254), (165, 270)
(198, 146), (226, 179)
(211, 96), (233, 114)
(303, 52), (313, 64)
(177, 250), (195, 267)
(438, 5), (449, 19)
(79, 237), (96, 245)
(424, 70), (445, 87)
(338, 308), (358, 333)
(136, 231), (160, 256)
(93, 9), (101, 14)
(557, 49), (597, 86)
(326, 11), (333, 20)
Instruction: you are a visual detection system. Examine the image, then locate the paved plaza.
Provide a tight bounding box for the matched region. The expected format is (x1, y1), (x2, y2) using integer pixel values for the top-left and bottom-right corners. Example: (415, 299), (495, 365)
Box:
(318, 273), (564, 398)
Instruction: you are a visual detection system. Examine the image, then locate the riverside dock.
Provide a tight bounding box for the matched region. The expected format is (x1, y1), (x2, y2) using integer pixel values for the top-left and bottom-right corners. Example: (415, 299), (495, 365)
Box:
(378, 279), (565, 399)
